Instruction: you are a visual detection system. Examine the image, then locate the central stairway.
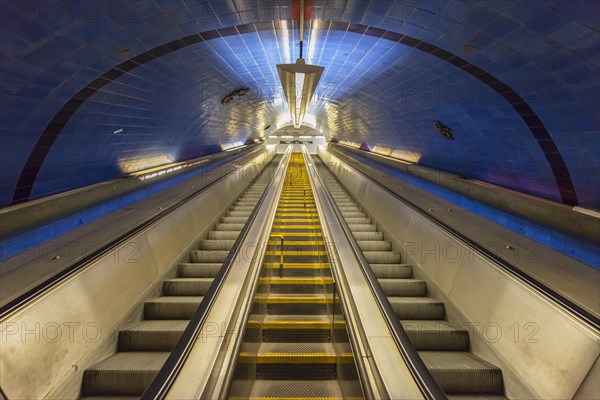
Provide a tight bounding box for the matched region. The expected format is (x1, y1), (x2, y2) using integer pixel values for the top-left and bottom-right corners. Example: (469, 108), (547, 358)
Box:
(229, 153), (362, 400)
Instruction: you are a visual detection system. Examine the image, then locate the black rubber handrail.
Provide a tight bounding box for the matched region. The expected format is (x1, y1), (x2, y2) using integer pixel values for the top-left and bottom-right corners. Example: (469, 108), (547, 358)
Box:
(0, 146), (267, 320)
(327, 145), (600, 332)
(141, 152), (287, 399)
(306, 153), (447, 400)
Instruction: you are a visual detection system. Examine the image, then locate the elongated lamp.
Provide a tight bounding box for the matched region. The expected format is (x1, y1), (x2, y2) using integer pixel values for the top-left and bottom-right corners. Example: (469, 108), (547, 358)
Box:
(277, 58), (324, 128)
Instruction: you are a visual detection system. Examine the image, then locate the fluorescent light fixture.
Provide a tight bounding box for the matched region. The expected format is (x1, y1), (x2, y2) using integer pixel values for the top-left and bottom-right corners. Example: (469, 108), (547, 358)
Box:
(298, 135), (312, 139)
(277, 58), (324, 129)
(280, 135), (294, 138)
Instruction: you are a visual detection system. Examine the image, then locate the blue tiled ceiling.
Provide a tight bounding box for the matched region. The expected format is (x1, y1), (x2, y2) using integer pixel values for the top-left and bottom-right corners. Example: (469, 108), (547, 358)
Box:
(0, 0), (598, 209)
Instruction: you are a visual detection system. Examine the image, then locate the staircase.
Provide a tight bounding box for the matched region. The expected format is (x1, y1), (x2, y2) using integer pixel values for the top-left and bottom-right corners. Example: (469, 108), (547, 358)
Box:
(229, 153), (362, 400)
(316, 159), (505, 398)
(80, 160), (277, 398)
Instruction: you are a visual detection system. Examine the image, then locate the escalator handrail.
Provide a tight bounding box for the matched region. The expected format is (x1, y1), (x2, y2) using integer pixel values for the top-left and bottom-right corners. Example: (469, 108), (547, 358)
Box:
(0, 147), (268, 321)
(305, 151), (448, 400)
(141, 151), (288, 399)
(327, 145), (600, 331)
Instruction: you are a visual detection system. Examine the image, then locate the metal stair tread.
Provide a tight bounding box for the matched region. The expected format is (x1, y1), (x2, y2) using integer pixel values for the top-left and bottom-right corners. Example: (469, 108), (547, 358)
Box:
(146, 296), (203, 304)
(86, 352), (169, 371)
(120, 320), (189, 332)
(419, 351), (501, 371)
(233, 379), (343, 399)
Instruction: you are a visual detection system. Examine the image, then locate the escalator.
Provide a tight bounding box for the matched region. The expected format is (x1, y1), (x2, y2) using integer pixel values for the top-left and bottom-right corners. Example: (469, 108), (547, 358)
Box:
(228, 153), (363, 399)
(314, 157), (505, 398)
(80, 156), (282, 398)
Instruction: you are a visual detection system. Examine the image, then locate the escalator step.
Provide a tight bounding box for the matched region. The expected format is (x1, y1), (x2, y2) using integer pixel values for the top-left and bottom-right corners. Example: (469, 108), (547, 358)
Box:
(378, 278), (427, 296)
(352, 231), (384, 241)
(357, 240), (391, 251)
(347, 224), (377, 232)
(228, 379), (344, 399)
(199, 239), (236, 250)
(388, 297), (445, 320)
(419, 352), (503, 394)
(363, 251), (402, 264)
(118, 320), (188, 351)
(209, 230), (242, 240)
(370, 263), (413, 278)
(178, 263), (221, 278)
(191, 250), (230, 263)
(82, 352), (169, 395)
(144, 296), (203, 319)
(163, 278), (214, 296)
(401, 320), (470, 350)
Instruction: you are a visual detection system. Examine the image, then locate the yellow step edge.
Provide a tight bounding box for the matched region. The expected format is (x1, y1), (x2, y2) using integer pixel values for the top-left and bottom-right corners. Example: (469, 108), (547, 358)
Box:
(277, 208), (317, 212)
(263, 263), (329, 269)
(267, 241), (324, 246)
(253, 295), (335, 304)
(276, 213), (319, 217)
(273, 219), (320, 223)
(247, 320), (345, 329)
(271, 225), (321, 230)
(259, 277), (334, 285)
(229, 397), (348, 400)
(264, 251), (326, 256)
(269, 233), (323, 238)
(238, 352), (354, 364)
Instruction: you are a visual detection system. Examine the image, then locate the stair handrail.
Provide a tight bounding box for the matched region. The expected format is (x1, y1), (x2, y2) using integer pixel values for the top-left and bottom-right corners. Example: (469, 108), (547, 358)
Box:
(141, 149), (291, 399)
(304, 149), (448, 400)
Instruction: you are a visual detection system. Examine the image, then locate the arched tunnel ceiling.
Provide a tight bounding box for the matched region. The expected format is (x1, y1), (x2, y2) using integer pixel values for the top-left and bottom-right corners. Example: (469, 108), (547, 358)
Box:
(0, 1), (598, 209)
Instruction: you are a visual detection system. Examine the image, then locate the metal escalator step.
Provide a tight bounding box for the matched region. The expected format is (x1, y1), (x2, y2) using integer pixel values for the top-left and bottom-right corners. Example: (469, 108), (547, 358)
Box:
(230, 379), (344, 399)
(228, 211), (253, 217)
(82, 352), (169, 395)
(247, 314), (342, 343)
(265, 250), (327, 256)
(347, 224), (377, 232)
(144, 296), (203, 319)
(216, 223), (247, 231)
(178, 263), (221, 278)
(248, 314), (342, 330)
(191, 250), (230, 263)
(118, 320), (188, 351)
(370, 263), (412, 278)
(238, 343), (352, 379)
(352, 231), (384, 241)
(419, 352), (503, 394)
(264, 263), (329, 269)
(259, 277), (333, 285)
(357, 240), (391, 251)
(363, 251), (401, 263)
(199, 239), (236, 250)
(163, 278), (214, 296)
(209, 230), (242, 240)
(255, 294), (333, 314)
(267, 240), (324, 246)
(259, 277), (332, 294)
(378, 278), (427, 296)
(222, 216), (250, 224)
(253, 294), (334, 304)
(401, 320), (470, 350)
(231, 206), (255, 211)
(341, 211), (367, 218)
(344, 217), (371, 225)
(447, 395), (507, 399)
(388, 297), (445, 320)
(271, 225), (321, 230)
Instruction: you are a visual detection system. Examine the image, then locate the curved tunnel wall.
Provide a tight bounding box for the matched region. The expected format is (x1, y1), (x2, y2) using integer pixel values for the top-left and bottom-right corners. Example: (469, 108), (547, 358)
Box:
(1, 1), (598, 209)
